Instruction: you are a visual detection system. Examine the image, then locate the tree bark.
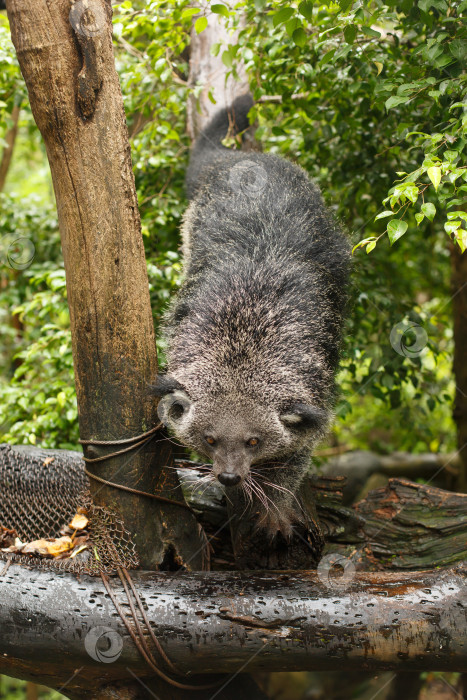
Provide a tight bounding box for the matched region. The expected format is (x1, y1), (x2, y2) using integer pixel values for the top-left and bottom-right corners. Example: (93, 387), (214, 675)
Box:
(322, 450), (461, 504)
(0, 102), (20, 192)
(5, 0), (205, 570)
(186, 1), (249, 140)
(0, 563), (465, 699)
(451, 244), (467, 492)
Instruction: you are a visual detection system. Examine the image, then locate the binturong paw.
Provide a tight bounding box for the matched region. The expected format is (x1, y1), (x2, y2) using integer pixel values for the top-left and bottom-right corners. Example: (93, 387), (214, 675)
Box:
(255, 506), (299, 540)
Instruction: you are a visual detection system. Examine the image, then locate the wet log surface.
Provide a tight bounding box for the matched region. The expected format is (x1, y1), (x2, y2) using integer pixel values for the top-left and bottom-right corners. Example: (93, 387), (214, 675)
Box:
(0, 562), (466, 696)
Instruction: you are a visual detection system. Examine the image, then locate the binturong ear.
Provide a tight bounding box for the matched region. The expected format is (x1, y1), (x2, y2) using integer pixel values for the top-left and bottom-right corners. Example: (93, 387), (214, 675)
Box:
(280, 403), (328, 431)
(157, 390), (193, 429)
(149, 373), (184, 397)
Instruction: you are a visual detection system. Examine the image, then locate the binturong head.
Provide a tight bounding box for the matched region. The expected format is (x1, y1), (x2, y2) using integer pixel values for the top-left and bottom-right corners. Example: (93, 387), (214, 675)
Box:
(152, 375), (329, 488)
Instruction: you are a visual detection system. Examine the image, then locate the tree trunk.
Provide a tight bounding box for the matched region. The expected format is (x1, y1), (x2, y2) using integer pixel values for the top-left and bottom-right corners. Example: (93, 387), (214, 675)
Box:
(5, 0), (205, 570)
(0, 102), (20, 192)
(186, 1), (249, 140)
(451, 244), (467, 492)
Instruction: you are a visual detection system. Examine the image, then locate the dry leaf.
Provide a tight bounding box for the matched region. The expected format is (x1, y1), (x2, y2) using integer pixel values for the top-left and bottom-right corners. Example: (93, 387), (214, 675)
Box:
(22, 536), (74, 557)
(69, 513), (89, 530)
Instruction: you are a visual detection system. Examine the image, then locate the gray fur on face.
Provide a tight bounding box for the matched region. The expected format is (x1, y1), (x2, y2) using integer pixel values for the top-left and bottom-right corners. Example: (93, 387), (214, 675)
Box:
(152, 94), (350, 536)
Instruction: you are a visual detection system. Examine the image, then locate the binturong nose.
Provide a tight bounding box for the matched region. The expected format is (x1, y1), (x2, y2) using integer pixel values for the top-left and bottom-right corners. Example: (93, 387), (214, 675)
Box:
(218, 472), (242, 487)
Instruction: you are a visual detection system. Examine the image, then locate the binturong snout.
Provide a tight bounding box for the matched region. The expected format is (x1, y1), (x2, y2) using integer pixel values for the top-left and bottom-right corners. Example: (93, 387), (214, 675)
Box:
(217, 472), (242, 486)
(213, 455), (250, 487)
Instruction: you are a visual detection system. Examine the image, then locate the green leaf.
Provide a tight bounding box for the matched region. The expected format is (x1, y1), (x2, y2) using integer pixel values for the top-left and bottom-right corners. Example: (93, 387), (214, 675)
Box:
(292, 27), (307, 47)
(352, 237), (376, 254)
(444, 150), (458, 162)
(454, 229), (467, 253)
(415, 213), (424, 225)
(405, 185), (419, 204)
(449, 38), (467, 60)
(194, 16), (208, 33)
(339, 0), (353, 11)
(319, 49), (336, 66)
(421, 203), (436, 221)
(445, 220), (461, 233)
(285, 17), (301, 36)
(366, 241), (376, 254)
(385, 95), (408, 110)
(448, 211), (467, 222)
(375, 210), (394, 220)
(273, 8), (294, 27)
(374, 61), (383, 75)
(361, 26), (381, 38)
(344, 24), (357, 44)
(221, 49), (232, 68)
(298, 0), (313, 21)
(211, 4), (229, 17)
(181, 7), (201, 18)
(427, 166), (442, 191)
(387, 219), (408, 245)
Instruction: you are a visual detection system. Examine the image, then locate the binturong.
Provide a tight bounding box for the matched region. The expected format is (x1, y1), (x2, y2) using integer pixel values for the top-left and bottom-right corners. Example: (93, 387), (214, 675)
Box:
(152, 94), (350, 537)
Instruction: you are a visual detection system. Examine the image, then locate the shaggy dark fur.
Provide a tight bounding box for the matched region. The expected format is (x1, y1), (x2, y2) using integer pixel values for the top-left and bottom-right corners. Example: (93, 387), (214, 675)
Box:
(154, 94), (350, 536)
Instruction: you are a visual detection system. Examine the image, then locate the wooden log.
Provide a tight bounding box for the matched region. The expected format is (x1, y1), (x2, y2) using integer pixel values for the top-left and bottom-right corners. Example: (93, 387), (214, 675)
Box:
(322, 450), (461, 505)
(0, 563), (465, 699)
(4, 0), (205, 570)
(354, 478), (467, 570)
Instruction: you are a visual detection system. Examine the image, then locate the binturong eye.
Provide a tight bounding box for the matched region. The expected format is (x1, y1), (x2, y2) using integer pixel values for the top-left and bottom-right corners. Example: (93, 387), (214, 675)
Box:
(205, 436), (216, 446)
(246, 437), (259, 447)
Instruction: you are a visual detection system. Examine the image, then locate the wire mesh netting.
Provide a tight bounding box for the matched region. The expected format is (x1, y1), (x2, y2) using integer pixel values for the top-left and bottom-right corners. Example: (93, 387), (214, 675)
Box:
(0, 444), (139, 575)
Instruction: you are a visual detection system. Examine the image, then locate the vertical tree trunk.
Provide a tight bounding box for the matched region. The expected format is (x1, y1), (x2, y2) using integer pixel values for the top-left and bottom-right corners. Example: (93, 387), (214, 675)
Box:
(0, 103), (20, 192)
(5, 0), (205, 569)
(1, 104), (24, 372)
(451, 245), (467, 492)
(187, 1), (249, 139)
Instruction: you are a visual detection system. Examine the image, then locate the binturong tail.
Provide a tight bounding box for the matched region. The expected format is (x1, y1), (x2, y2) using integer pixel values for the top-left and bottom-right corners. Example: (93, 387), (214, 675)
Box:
(186, 93), (255, 199)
